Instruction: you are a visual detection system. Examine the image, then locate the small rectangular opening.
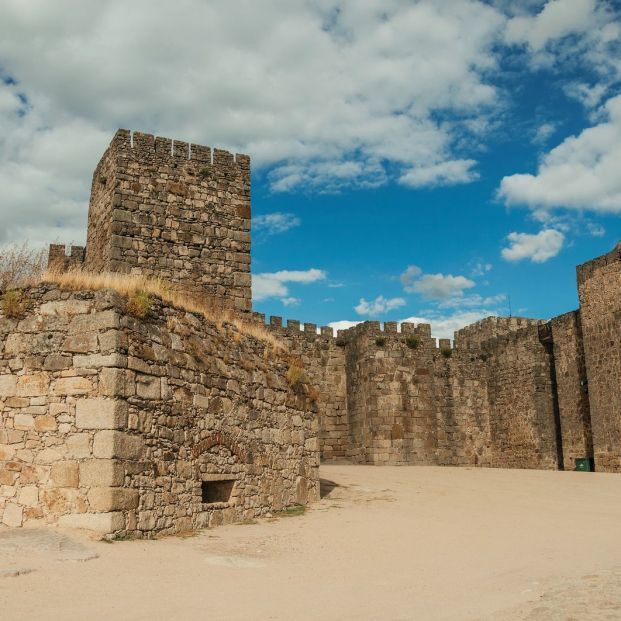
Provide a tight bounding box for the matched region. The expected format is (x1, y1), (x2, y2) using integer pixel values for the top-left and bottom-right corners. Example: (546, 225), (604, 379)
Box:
(201, 479), (235, 504)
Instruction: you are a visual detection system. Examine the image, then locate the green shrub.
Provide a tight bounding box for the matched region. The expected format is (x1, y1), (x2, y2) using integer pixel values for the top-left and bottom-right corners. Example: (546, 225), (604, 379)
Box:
(375, 336), (386, 347)
(126, 290), (152, 318)
(1, 289), (27, 319)
(405, 335), (420, 349)
(335, 338), (348, 347)
(441, 348), (452, 359)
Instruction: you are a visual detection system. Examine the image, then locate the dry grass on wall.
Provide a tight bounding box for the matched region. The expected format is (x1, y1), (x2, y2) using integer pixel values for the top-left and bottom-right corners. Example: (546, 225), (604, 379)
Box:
(41, 269), (285, 351)
(0, 243), (47, 291)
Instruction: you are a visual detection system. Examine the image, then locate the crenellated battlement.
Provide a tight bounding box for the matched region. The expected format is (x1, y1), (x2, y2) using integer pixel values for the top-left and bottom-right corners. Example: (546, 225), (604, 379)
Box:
(107, 129), (250, 172)
(47, 243), (86, 272)
(80, 128), (252, 312)
(454, 315), (543, 350)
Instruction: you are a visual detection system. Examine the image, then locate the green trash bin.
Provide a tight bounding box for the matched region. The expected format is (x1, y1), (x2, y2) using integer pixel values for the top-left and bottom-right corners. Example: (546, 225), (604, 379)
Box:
(575, 458), (594, 472)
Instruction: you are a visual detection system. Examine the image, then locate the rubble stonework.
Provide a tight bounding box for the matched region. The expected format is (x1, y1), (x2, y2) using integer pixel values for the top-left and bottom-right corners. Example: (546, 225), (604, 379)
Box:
(2, 129), (621, 535)
(0, 287), (318, 535)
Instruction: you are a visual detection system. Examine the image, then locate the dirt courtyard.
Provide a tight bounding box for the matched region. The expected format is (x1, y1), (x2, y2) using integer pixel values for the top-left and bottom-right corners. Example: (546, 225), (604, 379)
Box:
(1, 464), (621, 620)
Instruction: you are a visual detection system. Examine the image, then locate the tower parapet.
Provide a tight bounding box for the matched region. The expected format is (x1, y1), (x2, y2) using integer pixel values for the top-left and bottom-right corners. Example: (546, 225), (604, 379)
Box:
(83, 129), (251, 311)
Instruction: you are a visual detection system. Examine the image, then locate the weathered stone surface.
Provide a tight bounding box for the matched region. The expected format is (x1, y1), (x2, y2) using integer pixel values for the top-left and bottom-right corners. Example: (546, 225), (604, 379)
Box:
(0, 375), (17, 397)
(2, 503), (23, 527)
(92, 431), (142, 460)
(58, 512), (125, 534)
(76, 399), (128, 430)
(79, 460), (124, 487)
(87, 487), (139, 511)
(50, 461), (79, 488)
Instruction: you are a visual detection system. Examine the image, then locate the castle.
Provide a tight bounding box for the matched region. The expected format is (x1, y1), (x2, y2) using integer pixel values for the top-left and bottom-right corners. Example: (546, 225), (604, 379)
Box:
(1, 129), (620, 537)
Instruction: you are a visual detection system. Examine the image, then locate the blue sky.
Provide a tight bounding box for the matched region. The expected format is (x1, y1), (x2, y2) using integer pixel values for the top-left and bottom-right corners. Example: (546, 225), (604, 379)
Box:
(0, 1), (620, 337)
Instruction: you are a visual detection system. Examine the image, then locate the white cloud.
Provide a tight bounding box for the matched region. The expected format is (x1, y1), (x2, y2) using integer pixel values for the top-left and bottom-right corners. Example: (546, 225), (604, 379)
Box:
(505, 0), (597, 52)
(355, 295), (406, 317)
(252, 268), (326, 301)
(470, 261), (493, 277)
(328, 320), (361, 333)
(504, 0), (621, 106)
(254, 212), (301, 236)
(399, 159), (479, 188)
(409, 273), (476, 300)
(400, 310), (498, 341)
(399, 265), (423, 291)
(532, 122), (556, 145)
(0, 0), (509, 244)
(501, 229), (565, 263)
(281, 297), (300, 307)
(499, 95), (621, 212)
(586, 221), (605, 237)
(438, 293), (506, 310)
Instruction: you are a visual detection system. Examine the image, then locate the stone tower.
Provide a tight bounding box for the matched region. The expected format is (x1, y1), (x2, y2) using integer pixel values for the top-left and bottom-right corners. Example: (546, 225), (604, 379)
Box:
(82, 129), (251, 311)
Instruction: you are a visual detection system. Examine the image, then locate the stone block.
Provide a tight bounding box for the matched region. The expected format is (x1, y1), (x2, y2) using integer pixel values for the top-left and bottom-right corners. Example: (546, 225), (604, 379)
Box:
(87, 487), (139, 511)
(76, 398), (128, 429)
(18, 485), (39, 507)
(34, 415), (57, 432)
(63, 332), (98, 353)
(0, 375), (17, 397)
(0, 445), (16, 460)
(43, 354), (72, 371)
(14, 414), (35, 430)
(79, 459), (125, 487)
(58, 511), (125, 534)
(73, 353), (126, 368)
(39, 300), (93, 316)
(2, 503), (23, 527)
(50, 461), (79, 487)
(16, 373), (48, 397)
(65, 434), (91, 459)
(136, 374), (161, 400)
(93, 431), (143, 460)
(53, 376), (93, 396)
(35, 447), (63, 464)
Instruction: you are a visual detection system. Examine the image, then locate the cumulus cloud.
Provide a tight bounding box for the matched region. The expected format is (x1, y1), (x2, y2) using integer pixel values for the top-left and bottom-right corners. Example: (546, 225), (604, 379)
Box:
(505, 0), (598, 52)
(400, 310), (498, 340)
(252, 268), (326, 301)
(253, 212), (301, 236)
(501, 229), (565, 263)
(499, 95), (621, 212)
(399, 159), (479, 188)
(281, 297), (300, 307)
(355, 296), (406, 317)
(401, 265), (475, 300)
(0, 0), (509, 244)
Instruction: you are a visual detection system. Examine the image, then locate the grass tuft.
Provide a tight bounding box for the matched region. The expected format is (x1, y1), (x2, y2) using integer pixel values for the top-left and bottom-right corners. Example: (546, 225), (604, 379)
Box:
(274, 505), (306, 518)
(126, 290), (152, 318)
(405, 335), (420, 349)
(1, 289), (27, 318)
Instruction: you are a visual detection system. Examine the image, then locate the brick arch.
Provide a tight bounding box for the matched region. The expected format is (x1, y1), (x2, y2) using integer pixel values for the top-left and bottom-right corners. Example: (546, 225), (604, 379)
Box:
(191, 431), (249, 463)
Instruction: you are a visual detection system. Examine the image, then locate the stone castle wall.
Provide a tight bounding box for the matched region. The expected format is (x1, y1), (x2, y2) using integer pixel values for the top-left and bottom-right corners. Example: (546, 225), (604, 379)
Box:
(577, 243), (621, 473)
(0, 286), (318, 535)
(548, 311), (592, 470)
(81, 129), (251, 312)
(251, 315), (564, 470)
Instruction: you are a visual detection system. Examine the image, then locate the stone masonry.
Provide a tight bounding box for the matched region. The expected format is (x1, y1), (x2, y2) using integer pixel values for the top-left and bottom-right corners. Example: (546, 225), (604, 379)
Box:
(0, 287), (318, 535)
(53, 129), (252, 312)
(2, 129), (621, 536)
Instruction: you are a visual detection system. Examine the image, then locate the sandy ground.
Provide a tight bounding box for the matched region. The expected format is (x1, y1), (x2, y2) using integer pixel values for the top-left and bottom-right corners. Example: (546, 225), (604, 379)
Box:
(1, 464), (621, 620)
